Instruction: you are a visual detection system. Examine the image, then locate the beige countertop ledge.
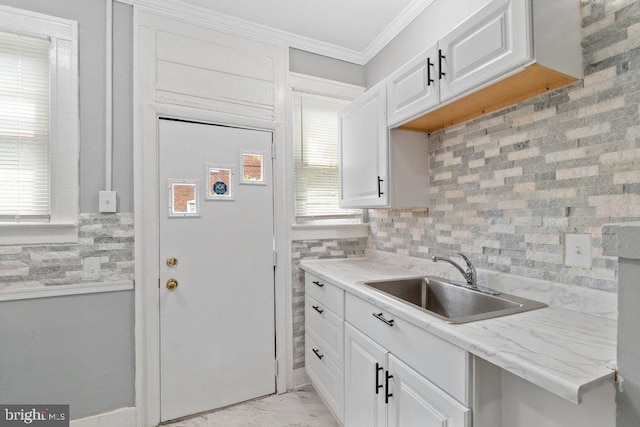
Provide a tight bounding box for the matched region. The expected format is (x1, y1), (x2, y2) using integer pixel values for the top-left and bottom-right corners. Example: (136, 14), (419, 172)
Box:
(299, 250), (617, 405)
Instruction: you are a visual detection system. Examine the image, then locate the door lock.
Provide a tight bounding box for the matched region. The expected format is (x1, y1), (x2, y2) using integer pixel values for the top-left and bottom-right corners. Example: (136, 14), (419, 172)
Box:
(166, 278), (178, 290)
(166, 257), (178, 267)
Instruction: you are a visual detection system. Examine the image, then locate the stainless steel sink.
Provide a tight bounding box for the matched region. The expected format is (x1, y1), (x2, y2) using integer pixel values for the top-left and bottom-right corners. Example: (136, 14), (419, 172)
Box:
(361, 276), (547, 324)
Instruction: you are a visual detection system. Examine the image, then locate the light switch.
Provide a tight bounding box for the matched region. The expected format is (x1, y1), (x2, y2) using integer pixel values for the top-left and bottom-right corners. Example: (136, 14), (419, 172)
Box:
(83, 257), (101, 279)
(565, 233), (591, 268)
(99, 191), (117, 213)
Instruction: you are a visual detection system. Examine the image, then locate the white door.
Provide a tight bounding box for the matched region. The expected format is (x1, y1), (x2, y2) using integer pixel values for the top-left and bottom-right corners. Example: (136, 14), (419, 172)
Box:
(158, 119), (276, 422)
(439, 0), (531, 102)
(339, 80), (389, 208)
(387, 354), (471, 427)
(344, 323), (387, 427)
(387, 43), (440, 127)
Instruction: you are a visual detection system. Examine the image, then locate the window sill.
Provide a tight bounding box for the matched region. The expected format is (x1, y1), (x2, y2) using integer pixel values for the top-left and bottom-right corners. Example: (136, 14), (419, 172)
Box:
(291, 222), (369, 240)
(0, 222), (78, 245)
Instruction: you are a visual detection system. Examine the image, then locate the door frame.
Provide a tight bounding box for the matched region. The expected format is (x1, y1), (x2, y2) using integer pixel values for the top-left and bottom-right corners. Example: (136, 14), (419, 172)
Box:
(135, 105), (289, 427)
(133, 11), (291, 426)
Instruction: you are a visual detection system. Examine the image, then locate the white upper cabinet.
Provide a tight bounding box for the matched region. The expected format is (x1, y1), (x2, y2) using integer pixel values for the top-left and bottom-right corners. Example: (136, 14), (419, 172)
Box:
(339, 81), (389, 208)
(339, 79), (430, 209)
(387, 43), (440, 128)
(390, 0), (581, 132)
(439, 0), (531, 102)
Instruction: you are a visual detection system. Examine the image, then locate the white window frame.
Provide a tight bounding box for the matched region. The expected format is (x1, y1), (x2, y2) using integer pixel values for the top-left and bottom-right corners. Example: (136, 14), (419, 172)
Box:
(288, 73), (369, 240)
(0, 6), (79, 245)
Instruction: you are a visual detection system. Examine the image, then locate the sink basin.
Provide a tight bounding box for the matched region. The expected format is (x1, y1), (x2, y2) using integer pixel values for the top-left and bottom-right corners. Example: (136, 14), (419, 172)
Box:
(361, 276), (547, 324)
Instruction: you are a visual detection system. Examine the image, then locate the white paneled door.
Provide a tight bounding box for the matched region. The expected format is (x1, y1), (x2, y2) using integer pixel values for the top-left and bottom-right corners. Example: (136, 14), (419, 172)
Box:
(158, 119), (276, 422)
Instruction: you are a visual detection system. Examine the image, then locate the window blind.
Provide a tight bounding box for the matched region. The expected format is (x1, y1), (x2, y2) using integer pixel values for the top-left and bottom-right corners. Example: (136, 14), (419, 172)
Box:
(0, 31), (51, 220)
(293, 91), (360, 221)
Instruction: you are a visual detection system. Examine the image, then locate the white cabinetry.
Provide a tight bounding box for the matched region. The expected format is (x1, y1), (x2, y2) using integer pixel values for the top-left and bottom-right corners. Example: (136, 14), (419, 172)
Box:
(338, 81), (389, 208)
(439, 0), (531, 101)
(386, 44), (440, 128)
(387, 0), (581, 132)
(304, 273), (345, 422)
(344, 293), (471, 427)
(339, 83), (429, 209)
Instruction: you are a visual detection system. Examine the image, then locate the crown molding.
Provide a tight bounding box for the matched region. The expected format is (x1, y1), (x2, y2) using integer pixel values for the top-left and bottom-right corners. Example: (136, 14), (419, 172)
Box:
(362, 0), (436, 64)
(118, 0), (433, 65)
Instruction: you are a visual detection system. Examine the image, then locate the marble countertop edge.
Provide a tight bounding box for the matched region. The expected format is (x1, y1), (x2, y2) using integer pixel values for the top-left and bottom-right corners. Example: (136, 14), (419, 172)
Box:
(298, 257), (617, 405)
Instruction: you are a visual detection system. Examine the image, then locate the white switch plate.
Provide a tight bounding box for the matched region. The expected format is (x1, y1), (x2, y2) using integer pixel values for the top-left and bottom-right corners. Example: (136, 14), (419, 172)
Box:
(83, 257), (101, 279)
(99, 190), (117, 213)
(565, 233), (591, 268)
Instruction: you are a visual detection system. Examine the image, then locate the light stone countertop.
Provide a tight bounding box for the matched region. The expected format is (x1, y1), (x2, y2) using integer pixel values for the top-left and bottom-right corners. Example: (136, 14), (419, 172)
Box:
(299, 254), (617, 405)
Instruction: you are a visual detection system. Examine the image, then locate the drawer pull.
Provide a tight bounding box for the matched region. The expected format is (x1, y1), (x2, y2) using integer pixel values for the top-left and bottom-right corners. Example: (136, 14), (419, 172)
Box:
(312, 348), (324, 360)
(312, 305), (324, 314)
(385, 371), (394, 404)
(373, 312), (395, 327)
(312, 280), (324, 288)
(375, 363), (384, 394)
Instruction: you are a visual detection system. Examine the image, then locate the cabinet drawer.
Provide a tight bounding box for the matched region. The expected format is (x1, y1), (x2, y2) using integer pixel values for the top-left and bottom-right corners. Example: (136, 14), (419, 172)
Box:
(305, 334), (344, 423)
(345, 293), (469, 404)
(305, 273), (344, 317)
(306, 295), (344, 367)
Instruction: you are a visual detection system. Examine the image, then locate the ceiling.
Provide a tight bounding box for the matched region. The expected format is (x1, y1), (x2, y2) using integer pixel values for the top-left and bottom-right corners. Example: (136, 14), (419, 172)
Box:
(168, 0), (435, 64)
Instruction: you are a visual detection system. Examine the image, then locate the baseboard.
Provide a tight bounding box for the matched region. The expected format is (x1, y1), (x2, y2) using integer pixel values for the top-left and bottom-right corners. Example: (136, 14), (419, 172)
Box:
(292, 367), (311, 388)
(71, 407), (136, 427)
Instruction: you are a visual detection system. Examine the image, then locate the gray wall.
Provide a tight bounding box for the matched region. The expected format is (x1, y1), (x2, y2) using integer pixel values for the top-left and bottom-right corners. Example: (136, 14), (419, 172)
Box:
(364, 0), (492, 88)
(0, 0), (134, 213)
(0, 1), (136, 419)
(617, 257), (640, 426)
(0, 291), (135, 420)
(289, 48), (365, 87)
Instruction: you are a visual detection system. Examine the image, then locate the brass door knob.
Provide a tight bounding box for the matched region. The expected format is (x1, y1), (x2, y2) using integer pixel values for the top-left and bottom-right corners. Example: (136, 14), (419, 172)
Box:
(166, 257), (178, 267)
(166, 278), (178, 290)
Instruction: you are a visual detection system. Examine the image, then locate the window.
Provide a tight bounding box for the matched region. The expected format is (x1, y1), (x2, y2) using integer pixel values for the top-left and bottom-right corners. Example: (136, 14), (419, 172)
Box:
(0, 31), (51, 220)
(0, 6), (78, 244)
(293, 91), (360, 222)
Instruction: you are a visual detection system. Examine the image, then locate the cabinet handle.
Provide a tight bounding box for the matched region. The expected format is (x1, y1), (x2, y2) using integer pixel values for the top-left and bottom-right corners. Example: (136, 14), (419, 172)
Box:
(377, 176), (384, 197)
(375, 363), (384, 394)
(427, 57), (434, 86)
(312, 280), (324, 288)
(385, 371), (394, 404)
(373, 312), (395, 327)
(312, 348), (324, 360)
(438, 49), (446, 79)
(312, 305), (324, 314)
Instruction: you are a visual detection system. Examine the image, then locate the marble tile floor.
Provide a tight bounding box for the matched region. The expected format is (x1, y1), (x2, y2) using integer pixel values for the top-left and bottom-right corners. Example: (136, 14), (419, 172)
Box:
(162, 384), (340, 427)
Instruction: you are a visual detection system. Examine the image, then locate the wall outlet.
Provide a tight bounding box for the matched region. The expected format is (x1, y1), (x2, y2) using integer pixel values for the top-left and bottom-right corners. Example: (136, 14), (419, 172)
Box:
(99, 190), (117, 213)
(83, 257), (101, 279)
(565, 233), (591, 268)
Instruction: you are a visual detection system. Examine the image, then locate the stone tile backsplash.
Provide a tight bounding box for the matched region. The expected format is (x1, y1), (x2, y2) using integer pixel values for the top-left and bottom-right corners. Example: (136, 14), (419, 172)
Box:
(291, 238), (367, 370)
(0, 213), (134, 290)
(369, 0), (640, 293)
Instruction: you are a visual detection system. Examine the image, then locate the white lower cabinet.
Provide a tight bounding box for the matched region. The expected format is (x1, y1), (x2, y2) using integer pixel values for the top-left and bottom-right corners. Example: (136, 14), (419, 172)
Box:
(344, 324), (471, 427)
(304, 273), (345, 422)
(387, 354), (470, 427)
(344, 323), (387, 427)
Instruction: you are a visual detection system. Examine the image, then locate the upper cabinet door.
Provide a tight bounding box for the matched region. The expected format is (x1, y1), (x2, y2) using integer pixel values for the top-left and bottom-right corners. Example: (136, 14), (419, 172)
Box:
(339, 81), (389, 208)
(439, 0), (532, 102)
(387, 43), (440, 127)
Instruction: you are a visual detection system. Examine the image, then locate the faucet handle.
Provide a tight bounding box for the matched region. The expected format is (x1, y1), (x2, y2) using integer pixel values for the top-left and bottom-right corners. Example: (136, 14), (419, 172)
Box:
(457, 253), (477, 283)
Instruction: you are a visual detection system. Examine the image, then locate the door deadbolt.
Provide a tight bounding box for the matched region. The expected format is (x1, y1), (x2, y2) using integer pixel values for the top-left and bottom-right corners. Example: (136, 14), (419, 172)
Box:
(166, 257), (178, 267)
(166, 278), (178, 290)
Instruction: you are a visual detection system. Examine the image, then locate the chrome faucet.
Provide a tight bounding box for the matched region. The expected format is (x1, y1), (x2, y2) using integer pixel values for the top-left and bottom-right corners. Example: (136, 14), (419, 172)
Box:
(432, 253), (478, 288)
